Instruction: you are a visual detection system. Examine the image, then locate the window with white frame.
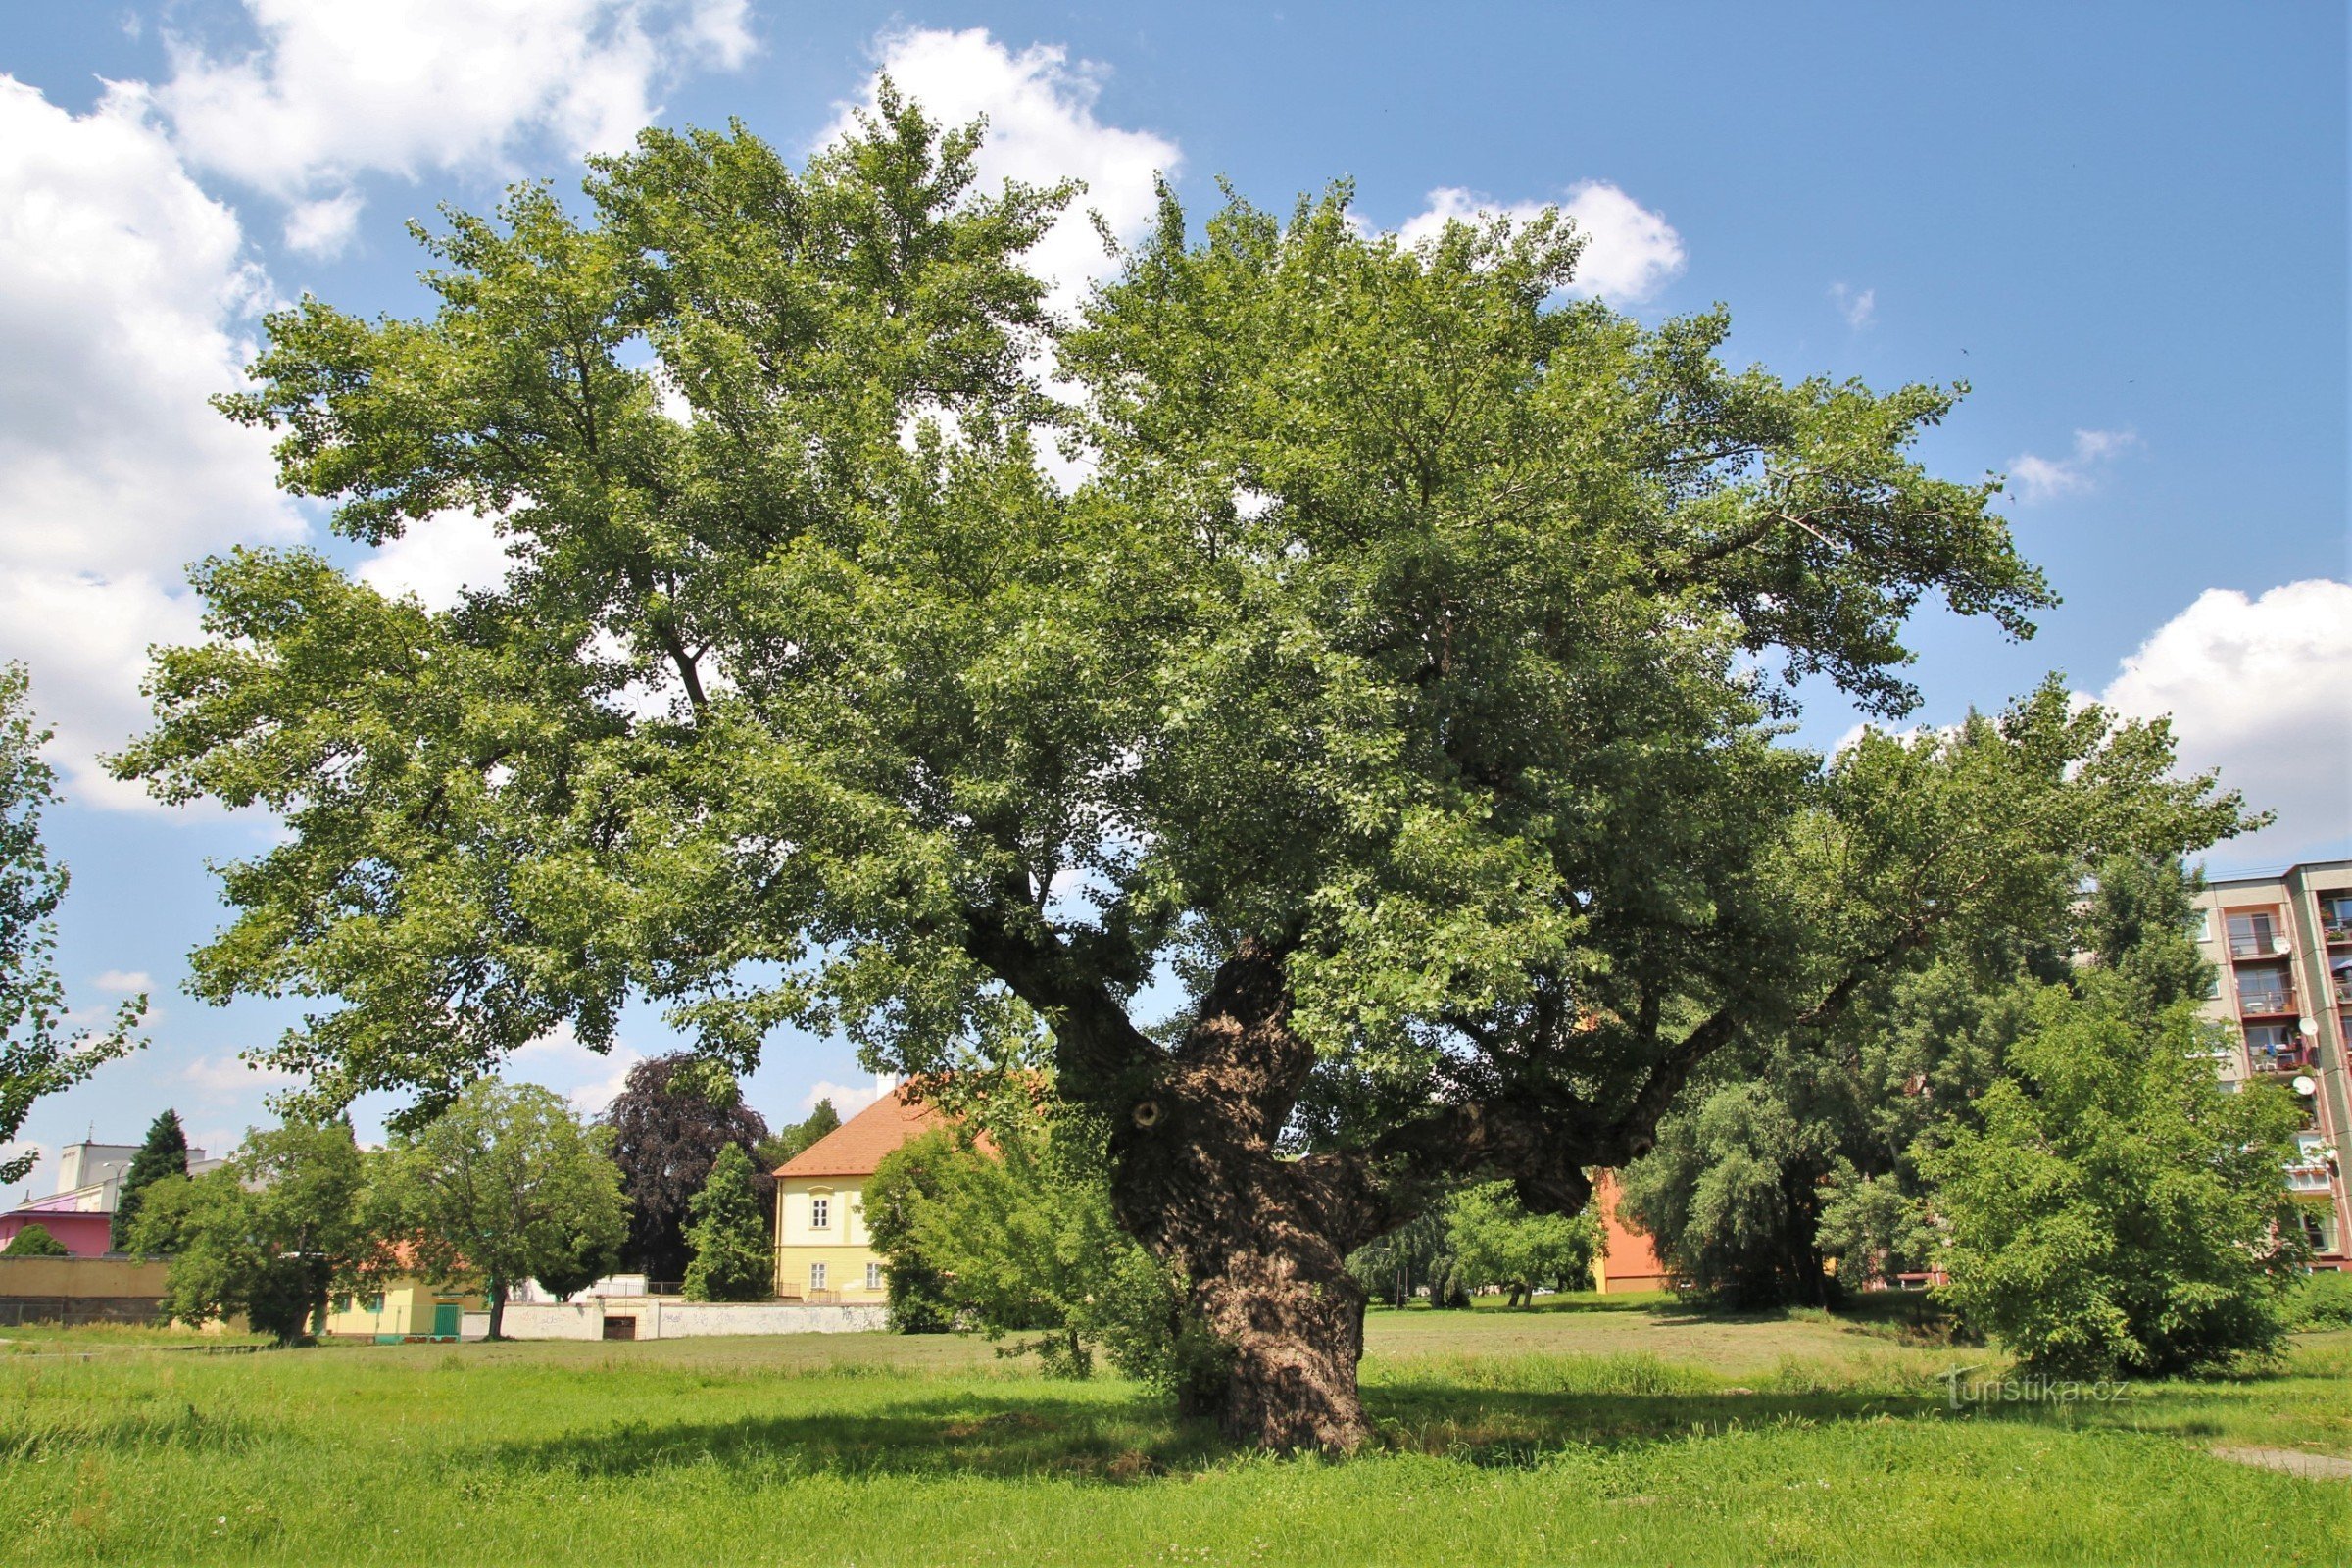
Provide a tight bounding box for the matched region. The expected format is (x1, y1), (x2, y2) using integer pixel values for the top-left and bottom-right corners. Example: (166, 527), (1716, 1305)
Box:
(810, 1194), (830, 1230)
(809, 1262), (828, 1290)
(865, 1262), (883, 1291)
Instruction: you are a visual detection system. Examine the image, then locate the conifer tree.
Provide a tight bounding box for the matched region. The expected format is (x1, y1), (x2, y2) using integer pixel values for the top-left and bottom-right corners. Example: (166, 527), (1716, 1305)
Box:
(112, 1107), (189, 1250)
(681, 1143), (771, 1301)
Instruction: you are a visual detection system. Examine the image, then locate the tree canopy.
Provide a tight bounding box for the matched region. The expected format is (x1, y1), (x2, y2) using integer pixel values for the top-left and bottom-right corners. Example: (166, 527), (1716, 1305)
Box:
(1623, 850), (2225, 1305)
(604, 1052), (768, 1283)
(113, 100), (2251, 1448)
(1921, 985), (2307, 1375)
(1, 664), (143, 1185)
(680, 1141), (770, 1301)
(112, 1107), (191, 1251)
(129, 1119), (377, 1345)
(374, 1078), (625, 1336)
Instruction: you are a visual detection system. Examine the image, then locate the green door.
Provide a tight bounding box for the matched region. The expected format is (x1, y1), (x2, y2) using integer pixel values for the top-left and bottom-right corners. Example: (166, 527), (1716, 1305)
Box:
(431, 1302), (462, 1340)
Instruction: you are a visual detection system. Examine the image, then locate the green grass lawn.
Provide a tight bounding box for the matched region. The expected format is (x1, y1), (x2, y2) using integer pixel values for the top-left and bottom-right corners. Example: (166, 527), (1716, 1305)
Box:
(2, 1303), (2344, 1566)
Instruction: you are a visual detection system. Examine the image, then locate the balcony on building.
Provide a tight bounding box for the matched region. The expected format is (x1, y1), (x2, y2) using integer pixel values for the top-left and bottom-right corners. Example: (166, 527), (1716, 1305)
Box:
(2243, 1022), (2309, 1072)
(2226, 909), (2290, 961)
(2233, 959), (2296, 1017)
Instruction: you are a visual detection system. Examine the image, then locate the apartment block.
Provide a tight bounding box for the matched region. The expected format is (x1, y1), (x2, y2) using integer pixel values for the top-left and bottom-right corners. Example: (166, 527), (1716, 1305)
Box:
(2192, 859), (2352, 1268)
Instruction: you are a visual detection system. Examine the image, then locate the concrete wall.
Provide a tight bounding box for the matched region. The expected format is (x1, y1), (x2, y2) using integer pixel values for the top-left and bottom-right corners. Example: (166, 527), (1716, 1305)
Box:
(499, 1298), (888, 1341)
(0, 1254), (172, 1325)
(648, 1300), (887, 1337)
(501, 1301), (607, 1340)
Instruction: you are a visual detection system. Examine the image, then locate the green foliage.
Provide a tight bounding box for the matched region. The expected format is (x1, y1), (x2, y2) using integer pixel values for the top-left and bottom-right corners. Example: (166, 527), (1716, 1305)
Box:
(1347, 1202), (1458, 1308)
(865, 1117), (1210, 1390)
(754, 1099), (841, 1172)
(1445, 1182), (1597, 1305)
(604, 1053), (769, 1282)
(1, 1223), (68, 1257)
(1919, 986), (2308, 1376)
(0, 664), (143, 1186)
(111, 1108), (191, 1251)
(2285, 1269), (2352, 1331)
(374, 1079), (625, 1331)
(1624, 847), (2230, 1306)
(681, 1143), (769, 1301)
(128, 1119), (377, 1345)
(862, 1129), (960, 1333)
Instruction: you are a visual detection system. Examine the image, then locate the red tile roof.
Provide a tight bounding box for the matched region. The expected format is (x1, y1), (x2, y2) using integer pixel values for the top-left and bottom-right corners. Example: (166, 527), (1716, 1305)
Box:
(774, 1085), (953, 1179)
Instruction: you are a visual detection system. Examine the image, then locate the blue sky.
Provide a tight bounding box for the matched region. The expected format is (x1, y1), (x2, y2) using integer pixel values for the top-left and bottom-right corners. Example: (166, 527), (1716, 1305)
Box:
(2, 1), (2345, 1187)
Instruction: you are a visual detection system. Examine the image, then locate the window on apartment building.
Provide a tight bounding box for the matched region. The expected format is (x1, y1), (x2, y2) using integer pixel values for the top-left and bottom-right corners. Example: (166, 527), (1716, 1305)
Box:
(2323, 895), (2352, 938)
(2299, 1209), (2340, 1257)
(809, 1262), (828, 1290)
(2202, 968), (2224, 1000)
(865, 1262), (883, 1291)
(810, 1195), (830, 1229)
(2191, 907), (2214, 943)
(2333, 954), (2352, 1004)
(2235, 963), (2293, 1013)
(2227, 911), (2283, 959)
(2245, 1023), (2296, 1055)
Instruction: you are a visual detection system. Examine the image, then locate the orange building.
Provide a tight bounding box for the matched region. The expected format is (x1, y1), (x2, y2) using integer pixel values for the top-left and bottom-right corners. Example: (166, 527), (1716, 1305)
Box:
(1591, 1168), (1670, 1294)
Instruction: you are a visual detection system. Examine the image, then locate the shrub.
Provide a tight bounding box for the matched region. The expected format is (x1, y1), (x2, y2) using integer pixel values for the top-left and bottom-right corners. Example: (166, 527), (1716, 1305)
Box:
(1, 1223), (69, 1257)
(1920, 989), (2306, 1377)
(2286, 1269), (2352, 1331)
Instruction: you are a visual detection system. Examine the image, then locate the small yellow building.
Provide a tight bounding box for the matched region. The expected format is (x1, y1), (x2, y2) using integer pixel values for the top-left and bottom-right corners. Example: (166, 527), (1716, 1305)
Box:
(323, 1277), (484, 1342)
(772, 1087), (949, 1303)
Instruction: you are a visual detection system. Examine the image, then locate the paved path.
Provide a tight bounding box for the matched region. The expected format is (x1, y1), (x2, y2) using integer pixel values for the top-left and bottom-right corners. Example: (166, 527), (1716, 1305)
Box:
(2211, 1446), (2352, 1480)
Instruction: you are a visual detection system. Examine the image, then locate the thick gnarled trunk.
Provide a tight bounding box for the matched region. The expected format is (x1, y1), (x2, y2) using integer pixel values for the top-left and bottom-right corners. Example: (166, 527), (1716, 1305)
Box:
(1102, 941), (1379, 1451)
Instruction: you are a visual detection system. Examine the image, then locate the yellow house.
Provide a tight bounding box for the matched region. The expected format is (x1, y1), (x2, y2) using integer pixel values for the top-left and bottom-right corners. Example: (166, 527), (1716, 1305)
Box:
(772, 1087), (949, 1303)
(323, 1277), (484, 1342)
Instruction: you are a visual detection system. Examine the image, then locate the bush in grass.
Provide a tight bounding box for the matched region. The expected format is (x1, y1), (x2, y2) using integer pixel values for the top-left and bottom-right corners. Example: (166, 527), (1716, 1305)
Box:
(866, 1115), (1226, 1402)
(682, 1143), (771, 1301)
(2287, 1269), (2352, 1331)
(2, 1222), (68, 1256)
(1920, 987), (2307, 1377)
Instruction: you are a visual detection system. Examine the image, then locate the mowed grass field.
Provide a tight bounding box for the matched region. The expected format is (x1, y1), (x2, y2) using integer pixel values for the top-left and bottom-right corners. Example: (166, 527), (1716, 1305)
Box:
(3, 1298), (2346, 1566)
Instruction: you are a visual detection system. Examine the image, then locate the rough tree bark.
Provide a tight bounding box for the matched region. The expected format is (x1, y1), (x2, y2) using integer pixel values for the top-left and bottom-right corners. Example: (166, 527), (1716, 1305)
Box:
(1103, 943), (1376, 1451)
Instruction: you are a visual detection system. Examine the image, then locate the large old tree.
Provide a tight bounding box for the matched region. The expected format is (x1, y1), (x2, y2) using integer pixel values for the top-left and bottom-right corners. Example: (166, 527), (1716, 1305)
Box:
(118, 99), (2248, 1448)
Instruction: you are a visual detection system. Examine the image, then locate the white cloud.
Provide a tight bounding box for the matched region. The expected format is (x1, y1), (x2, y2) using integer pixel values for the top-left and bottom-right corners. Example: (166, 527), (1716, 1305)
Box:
(2102, 579), (2352, 867)
(823, 27), (1179, 317)
(565, 1049), (647, 1117)
(804, 1077), (889, 1119)
(145, 0), (755, 229)
(355, 509), (518, 612)
(2009, 427), (2138, 503)
(182, 1053), (303, 1099)
(1397, 180), (1686, 304)
(1829, 281), (1876, 328)
(282, 188), (363, 256)
(92, 970), (152, 993)
(514, 1021), (648, 1116)
(0, 77), (302, 807)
